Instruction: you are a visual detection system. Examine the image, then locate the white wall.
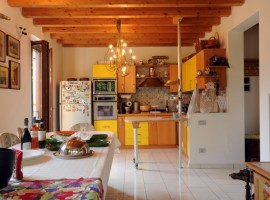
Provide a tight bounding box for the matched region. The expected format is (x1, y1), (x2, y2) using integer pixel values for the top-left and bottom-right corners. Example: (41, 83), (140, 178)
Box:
(0, 1), (63, 133)
(62, 46), (195, 81)
(187, 0), (270, 168)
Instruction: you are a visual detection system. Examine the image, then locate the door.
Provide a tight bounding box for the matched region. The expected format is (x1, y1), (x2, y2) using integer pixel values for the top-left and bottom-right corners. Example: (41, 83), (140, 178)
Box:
(31, 40), (50, 130)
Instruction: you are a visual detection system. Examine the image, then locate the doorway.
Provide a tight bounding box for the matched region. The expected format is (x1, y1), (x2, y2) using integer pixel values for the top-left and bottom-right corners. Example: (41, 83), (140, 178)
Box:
(31, 40), (52, 131)
(244, 24), (260, 161)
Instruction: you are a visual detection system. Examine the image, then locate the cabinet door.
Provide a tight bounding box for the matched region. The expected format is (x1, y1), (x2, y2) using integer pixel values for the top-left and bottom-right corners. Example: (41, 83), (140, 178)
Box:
(92, 64), (116, 78)
(181, 62), (188, 92)
(169, 64), (178, 93)
(94, 120), (118, 136)
(148, 121), (158, 145)
(125, 122), (148, 145)
(117, 117), (125, 145)
(187, 56), (197, 91)
(157, 121), (177, 145)
(124, 65), (136, 93)
(117, 65), (136, 93)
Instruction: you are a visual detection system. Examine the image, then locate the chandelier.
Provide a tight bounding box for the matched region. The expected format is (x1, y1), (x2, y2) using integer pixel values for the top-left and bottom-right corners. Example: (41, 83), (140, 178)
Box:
(104, 19), (136, 76)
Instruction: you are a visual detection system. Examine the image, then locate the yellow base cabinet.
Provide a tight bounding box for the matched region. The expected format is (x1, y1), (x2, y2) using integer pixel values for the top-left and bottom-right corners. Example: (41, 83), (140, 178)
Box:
(181, 120), (189, 157)
(125, 121), (149, 145)
(92, 64), (117, 78)
(94, 120), (118, 136)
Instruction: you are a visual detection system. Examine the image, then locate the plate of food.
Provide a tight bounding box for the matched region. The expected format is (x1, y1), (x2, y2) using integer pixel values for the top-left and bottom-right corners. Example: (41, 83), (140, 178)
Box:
(54, 131), (76, 136)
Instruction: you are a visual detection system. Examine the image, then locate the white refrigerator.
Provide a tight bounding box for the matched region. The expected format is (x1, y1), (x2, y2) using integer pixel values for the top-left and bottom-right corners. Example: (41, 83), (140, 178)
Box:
(59, 81), (92, 130)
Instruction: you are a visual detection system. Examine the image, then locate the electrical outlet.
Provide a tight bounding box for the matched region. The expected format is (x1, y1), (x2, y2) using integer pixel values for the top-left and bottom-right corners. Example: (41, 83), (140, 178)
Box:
(199, 148), (206, 153)
(198, 120), (206, 125)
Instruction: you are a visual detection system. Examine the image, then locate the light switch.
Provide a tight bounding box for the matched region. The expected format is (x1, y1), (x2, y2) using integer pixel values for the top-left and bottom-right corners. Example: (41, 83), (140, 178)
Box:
(198, 120), (206, 125)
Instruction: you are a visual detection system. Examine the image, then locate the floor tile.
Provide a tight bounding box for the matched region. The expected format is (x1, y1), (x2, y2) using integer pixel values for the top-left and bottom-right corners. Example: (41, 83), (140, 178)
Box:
(106, 148), (246, 200)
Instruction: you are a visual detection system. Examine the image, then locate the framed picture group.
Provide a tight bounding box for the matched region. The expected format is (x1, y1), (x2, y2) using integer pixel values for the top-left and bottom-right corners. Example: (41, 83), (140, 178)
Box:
(0, 29), (21, 89)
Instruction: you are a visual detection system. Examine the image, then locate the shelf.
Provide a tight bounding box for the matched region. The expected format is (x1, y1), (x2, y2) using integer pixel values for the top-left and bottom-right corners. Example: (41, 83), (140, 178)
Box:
(136, 76), (168, 79)
(135, 64), (169, 68)
(208, 65), (228, 68)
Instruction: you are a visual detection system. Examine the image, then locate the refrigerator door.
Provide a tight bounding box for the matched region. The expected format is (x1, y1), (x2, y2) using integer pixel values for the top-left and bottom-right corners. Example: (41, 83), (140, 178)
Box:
(60, 81), (91, 104)
(60, 103), (92, 131)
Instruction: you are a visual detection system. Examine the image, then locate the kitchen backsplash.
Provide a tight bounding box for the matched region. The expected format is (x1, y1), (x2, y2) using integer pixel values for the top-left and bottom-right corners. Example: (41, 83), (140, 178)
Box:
(128, 87), (191, 112)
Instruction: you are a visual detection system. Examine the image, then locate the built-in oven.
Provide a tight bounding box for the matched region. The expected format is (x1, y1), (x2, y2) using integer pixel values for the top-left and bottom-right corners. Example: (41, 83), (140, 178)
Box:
(93, 94), (117, 120)
(93, 79), (117, 94)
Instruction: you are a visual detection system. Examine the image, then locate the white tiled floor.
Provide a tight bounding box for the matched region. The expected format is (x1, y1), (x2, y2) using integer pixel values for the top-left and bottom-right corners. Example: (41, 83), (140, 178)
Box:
(106, 149), (246, 200)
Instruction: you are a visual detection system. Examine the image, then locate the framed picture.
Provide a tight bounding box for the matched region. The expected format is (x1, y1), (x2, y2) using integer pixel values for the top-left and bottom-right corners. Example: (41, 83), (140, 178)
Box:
(0, 30), (5, 62)
(0, 65), (9, 88)
(9, 60), (20, 89)
(7, 35), (20, 60)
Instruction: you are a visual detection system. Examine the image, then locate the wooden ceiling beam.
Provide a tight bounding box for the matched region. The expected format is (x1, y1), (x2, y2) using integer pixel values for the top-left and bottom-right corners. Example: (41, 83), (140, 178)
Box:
(22, 7), (231, 18)
(8, 0), (245, 8)
(43, 26), (212, 33)
(33, 17), (220, 26)
(50, 33), (205, 40)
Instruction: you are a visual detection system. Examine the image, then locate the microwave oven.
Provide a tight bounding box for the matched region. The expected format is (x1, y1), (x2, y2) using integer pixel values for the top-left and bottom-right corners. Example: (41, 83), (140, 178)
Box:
(93, 79), (117, 94)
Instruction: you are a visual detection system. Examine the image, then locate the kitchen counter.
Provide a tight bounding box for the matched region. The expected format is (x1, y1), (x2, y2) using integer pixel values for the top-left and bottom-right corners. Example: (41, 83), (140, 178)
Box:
(118, 112), (174, 117)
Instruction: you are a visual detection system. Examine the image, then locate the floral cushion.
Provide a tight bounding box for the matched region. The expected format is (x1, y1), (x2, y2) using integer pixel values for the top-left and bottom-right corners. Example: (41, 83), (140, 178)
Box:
(0, 178), (103, 200)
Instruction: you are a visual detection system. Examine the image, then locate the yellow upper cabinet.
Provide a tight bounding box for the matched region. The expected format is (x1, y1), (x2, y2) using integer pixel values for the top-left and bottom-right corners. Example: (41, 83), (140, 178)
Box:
(92, 64), (117, 78)
(182, 56), (196, 92)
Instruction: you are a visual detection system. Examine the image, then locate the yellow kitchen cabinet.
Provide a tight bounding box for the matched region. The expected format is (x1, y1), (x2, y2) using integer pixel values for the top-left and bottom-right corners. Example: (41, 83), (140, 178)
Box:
(169, 64), (179, 93)
(181, 56), (196, 92)
(92, 64), (117, 78)
(125, 121), (149, 145)
(196, 48), (227, 89)
(94, 120), (118, 136)
(117, 65), (136, 93)
(181, 120), (189, 157)
(148, 119), (177, 145)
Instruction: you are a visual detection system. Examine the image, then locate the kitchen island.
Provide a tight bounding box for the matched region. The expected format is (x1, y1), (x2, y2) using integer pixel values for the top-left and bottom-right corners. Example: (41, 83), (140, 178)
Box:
(124, 115), (184, 168)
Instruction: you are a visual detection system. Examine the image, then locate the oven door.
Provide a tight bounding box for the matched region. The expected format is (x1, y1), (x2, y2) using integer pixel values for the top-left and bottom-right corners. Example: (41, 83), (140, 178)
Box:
(93, 101), (117, 120)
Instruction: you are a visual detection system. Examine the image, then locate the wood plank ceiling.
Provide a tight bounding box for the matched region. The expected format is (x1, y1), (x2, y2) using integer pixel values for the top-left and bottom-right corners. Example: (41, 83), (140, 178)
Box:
(7, 0), (245, 47)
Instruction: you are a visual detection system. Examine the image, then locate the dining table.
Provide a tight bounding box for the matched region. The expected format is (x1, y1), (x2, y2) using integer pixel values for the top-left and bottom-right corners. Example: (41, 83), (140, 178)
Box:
(1, 131), (120, 200)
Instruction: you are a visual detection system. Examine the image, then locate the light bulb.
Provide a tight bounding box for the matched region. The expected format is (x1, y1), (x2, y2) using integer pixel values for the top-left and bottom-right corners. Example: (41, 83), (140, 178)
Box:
(129, 49), (132, 54)
(109, 44), (113, 48)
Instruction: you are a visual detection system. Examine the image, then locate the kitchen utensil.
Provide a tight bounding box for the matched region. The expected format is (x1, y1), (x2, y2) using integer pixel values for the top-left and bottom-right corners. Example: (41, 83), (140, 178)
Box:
(133, 101), (140, 113)
(125, 106), (131, 113)
(140, 105), (151, 112)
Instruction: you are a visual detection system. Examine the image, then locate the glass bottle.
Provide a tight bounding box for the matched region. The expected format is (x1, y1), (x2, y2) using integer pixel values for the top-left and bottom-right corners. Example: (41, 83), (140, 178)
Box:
(38, 119), (46, 149)
(30, 117), (38, 149)
(21, 118), (32, 150)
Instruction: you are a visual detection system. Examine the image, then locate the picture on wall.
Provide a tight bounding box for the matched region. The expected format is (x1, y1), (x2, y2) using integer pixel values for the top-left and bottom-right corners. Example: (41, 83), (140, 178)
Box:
(7, 35), (20, 60)
(9, 60), (20, 89)
(0, 65), (9, 88)
(0, 30), (5, 62)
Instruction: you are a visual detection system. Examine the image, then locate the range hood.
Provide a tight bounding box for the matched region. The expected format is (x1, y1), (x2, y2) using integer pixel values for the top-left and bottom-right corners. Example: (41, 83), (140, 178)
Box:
(138, 78), (166, 87)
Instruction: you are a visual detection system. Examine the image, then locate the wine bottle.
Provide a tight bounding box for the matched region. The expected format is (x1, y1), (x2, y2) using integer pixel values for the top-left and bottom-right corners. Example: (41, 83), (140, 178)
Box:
(30, 117), (38, 149)
(38, 118), (46, 149)
(21, 118), (32, 150)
